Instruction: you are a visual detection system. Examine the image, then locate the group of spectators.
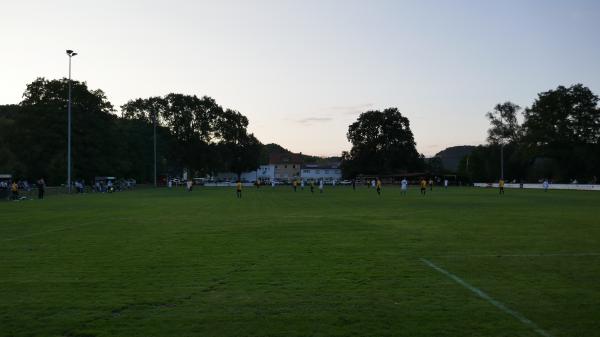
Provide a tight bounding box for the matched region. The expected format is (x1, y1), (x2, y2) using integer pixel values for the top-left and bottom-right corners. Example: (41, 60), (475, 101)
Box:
(0, 178), (45, 200)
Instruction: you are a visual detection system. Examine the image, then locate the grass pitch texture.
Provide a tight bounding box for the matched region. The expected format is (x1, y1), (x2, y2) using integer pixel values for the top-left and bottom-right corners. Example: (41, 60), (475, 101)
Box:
(1, 187), (599, 337)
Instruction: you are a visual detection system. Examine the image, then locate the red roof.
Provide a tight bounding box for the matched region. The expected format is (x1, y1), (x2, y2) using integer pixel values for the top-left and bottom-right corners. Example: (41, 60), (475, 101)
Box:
(269, 153), (303, 164)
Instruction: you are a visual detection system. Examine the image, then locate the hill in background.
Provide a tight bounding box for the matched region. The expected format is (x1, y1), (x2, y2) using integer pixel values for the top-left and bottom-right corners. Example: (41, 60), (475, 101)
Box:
(435, 145), (476, 172)
(260, 143), (341, 165)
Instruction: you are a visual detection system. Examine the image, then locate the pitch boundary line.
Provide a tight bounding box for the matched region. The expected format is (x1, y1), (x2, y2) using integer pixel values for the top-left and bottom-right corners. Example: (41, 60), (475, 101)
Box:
(432, 253), (600, 258)
(420, 258), (554, 337)
(3, 218), (127, 242)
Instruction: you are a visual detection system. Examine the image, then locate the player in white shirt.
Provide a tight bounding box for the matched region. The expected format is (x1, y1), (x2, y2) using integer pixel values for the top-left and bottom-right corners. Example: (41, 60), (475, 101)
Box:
(543, 179), (549, 192)
(371, 179), (376, 188)
(301, 179), (305, 190)
(319, 179), (324, 193)
(444, 179), (448, 189)
(400, 178), (408, 195)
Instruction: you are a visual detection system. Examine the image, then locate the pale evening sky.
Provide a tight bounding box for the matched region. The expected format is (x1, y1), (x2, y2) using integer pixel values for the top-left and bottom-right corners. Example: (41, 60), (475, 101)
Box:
(1, 0), (599, 157)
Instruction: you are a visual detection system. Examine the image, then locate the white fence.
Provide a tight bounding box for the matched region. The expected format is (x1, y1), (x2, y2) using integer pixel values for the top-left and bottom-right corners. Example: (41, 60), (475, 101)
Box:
(474, 183), (600, 191)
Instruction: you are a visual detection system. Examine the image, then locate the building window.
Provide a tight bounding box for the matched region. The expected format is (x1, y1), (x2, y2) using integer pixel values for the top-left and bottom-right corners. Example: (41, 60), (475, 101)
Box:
(325, 170), (329, 174)
(316, 170), (320, 174)
(284, 165), (287, 169)
(292, 165), (296, 168)
(335, 170), (340, 174)
(275, 165), (278, 169)
(303, 170), (310, 174)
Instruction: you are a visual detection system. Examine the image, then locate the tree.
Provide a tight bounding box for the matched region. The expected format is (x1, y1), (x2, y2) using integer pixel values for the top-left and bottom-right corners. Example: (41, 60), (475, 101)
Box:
(214, 109), (261, 178)
(8, 78), (119, 184)
(342, 108), (423, 175)
(486, 102), (522, 144)
(523, 84), (600, 146)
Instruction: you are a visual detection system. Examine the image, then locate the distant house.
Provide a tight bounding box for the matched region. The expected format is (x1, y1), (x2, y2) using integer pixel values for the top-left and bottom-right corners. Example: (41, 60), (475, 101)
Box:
(270, 153), (303, 181)
(300, 163), (342, 182)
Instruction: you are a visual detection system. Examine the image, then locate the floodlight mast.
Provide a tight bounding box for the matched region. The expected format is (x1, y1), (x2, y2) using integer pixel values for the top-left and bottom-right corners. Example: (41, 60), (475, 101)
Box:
(66, 49), (77, 193)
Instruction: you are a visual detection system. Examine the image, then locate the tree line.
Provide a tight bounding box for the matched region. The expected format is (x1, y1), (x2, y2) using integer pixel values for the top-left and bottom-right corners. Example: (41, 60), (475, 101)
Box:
(458, 84), (600, 183)
(0, 78), (261, 185)
(1, 78), (598, 185)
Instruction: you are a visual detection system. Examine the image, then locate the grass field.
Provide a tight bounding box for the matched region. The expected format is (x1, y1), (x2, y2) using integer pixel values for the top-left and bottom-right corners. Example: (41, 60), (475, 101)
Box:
(1, 186), (599, 337)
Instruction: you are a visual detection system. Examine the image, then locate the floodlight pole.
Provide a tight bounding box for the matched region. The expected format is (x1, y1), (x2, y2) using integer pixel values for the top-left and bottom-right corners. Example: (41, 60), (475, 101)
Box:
(500, 114), (505, 181)
(66, 50), (77, 193)
(153, 110), (157, 187)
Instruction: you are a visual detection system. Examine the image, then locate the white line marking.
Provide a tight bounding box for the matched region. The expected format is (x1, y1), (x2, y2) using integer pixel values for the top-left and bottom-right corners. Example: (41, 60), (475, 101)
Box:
(3, 218), (126, 241)
(420, 258), (554, 337)
(434, 253), (600, 258)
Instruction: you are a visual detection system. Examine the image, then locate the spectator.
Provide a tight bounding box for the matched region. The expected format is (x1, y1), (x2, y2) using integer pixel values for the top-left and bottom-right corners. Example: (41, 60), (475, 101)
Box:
(37, 178), (45, 199)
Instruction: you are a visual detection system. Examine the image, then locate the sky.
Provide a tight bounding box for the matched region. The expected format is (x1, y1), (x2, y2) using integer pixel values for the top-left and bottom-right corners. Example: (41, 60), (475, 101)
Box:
(1, 0), (600, 157)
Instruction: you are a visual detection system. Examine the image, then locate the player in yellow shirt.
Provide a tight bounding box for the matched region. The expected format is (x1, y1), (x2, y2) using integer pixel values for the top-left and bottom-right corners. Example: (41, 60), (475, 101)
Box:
(236, 180), (242, 199)
(499, 179), (505, 195)
(376, 178), (382, 196)
(293, 180), (298, 192)
(420, 178), (427, 195)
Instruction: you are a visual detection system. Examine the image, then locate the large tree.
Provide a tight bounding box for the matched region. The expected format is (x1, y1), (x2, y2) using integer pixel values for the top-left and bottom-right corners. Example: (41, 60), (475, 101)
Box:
(486, 102), (522, 145)
(523, 84), (600, 146)
(7, 78), (120, 184)
(342, 108), (423, 176)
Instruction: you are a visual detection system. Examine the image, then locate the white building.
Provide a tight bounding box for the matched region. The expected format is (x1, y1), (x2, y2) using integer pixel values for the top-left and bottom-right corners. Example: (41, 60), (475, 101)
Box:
(256, 165), (275, 181)
(300, 164), (342, 182)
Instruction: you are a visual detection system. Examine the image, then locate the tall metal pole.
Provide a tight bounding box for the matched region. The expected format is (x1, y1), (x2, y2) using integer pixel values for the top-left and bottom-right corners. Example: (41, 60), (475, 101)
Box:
(500, 144), (504, 180)
(67, 55), (72, 193)
(153, 110), (157, 187)
(500, 114), (504, 181)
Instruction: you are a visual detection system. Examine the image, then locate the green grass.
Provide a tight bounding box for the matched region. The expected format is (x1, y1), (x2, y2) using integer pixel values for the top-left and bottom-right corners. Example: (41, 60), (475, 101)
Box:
(1, 186), (599, 337)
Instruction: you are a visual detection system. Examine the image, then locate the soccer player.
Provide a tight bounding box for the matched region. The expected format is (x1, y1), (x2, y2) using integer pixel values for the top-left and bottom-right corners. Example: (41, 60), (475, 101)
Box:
(444, 179), (448, 189)
(319, 179), (324, 193)
(499, 179), (505, 195)
(376, 178), (382, 196)
(428, 178), (434, 191)
(310, 180), (315, 194)
(186, 179), (193, 192)
(543, 179), (549, 192)
(236, 180), (242, 198)
(301, 179), (305, 190)
(401, 177), (408, 195)
(352, 179), (356, 190)
(11, 181), (19, 200)
(293, 180), (297, 192)
(420, 178), (427, 195)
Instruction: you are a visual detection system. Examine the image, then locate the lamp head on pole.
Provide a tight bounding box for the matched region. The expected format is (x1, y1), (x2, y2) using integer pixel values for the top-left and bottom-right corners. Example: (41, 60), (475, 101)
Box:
(66, 50), (77, 57)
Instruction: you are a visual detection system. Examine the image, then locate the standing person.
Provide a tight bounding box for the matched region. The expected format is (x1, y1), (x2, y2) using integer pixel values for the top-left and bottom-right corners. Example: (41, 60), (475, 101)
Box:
(37, 178), (45, 199)
(310, 180), (315, 194)
(236, 180), (242, 198)
(543, 179), (549, 192)
(11, 181), (19, 200)
(271, 180), (276, 188)
(319, 179), (324, 193)
(401, 177), (408, 195)
(293, 179), (297, 192)
(301, 179), (305, 190)
(352, 179), (356, 191)
(332, 179), (336, 187)
(444, 179), (448, 189)
(371, 179), (376, 189)
(428, 178), (434, 191)
(376, 178), (382, 196)
(420, 178), (427, 195)
(499, 178), (505, 195)
(187, 179), (193, 192)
